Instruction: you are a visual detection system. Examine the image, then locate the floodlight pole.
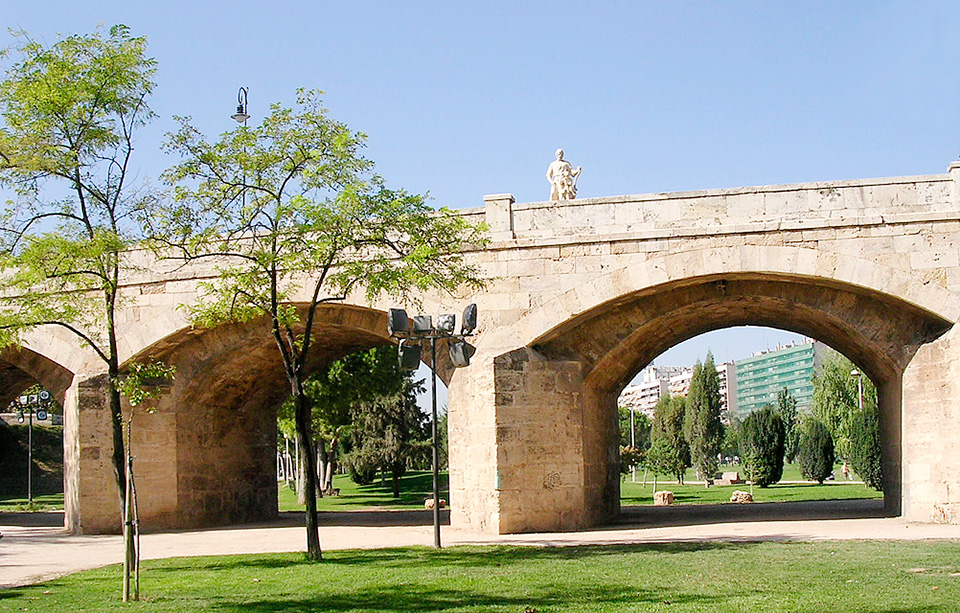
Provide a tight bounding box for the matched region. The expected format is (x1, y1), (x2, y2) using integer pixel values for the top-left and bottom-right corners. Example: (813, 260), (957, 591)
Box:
(388, 304), (477, 550)
(430, 335), (440, 549)
(27, 404), (33, 504)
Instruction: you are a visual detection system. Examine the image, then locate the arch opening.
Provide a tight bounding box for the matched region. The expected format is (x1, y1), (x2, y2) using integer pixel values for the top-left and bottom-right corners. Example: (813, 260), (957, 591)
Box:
(617, 325), (885, 523)
(529, 273), (953, 527)
(116, 303), (397, 530)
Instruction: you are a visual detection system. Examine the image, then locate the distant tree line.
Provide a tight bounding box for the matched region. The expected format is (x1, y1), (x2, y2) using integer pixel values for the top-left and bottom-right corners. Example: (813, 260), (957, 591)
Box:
(619, 351), (882, 492)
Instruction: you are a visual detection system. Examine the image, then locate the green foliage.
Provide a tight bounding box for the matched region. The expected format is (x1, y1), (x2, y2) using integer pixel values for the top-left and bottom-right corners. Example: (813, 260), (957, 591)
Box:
(159, 88), (487, 329)
(0, 25), (157, 507)
(161, 90), (486, 558)
(848, 404), (883, 490)
(684, 352), (723, 482)
(812, 354), (877, 460)
(0, 423), (63, 497)
(776, 387), (800, 463)
(797, 416), (835, 484)
(647, 395), (690, 482)
(341, 375), (429, 496)
(740, 406), (785, 487)
(618, 406), (651, 450)
(116, 361), (176, 408)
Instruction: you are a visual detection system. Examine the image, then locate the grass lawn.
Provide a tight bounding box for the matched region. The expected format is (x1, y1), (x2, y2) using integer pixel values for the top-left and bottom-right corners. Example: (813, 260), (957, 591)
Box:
(0, 492), (63, 512)
(3, 542), (959, 611)
(278, 465), (879, 512)
(622, 463), (882, 506)
(278, 470), (448, 512)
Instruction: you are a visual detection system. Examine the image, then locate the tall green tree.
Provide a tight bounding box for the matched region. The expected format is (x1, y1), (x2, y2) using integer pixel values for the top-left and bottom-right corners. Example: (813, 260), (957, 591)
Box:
(342, 375), (429, 497)
(278, 346), (407, 501)
(159, 89), (486, 560)
(797, 416), (835, 484)
(811, 354), (881, 490)
(776, 387), (799, 463)
(848, 403), (883, 490)
(648, 395), (690, 484)
(684, 352), (723, 485)
(0, 25), (156, 509)
(740, 406), (785, 487)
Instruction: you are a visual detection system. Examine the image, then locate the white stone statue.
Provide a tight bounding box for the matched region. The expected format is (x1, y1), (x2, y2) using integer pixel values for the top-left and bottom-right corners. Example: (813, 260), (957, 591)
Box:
(546, 148), (581, 201)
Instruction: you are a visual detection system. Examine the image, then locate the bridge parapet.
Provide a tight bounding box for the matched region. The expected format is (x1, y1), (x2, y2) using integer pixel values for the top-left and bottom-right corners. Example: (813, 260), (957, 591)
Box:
(485, 170), (958, 242)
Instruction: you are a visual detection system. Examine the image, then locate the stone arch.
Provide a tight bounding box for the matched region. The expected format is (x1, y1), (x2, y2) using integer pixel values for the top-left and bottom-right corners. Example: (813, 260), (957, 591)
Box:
(487, 245), (959, 352)
(76, 303), (397, 531)
(452, 246), (957, 534)
(0, 346), (74, 408)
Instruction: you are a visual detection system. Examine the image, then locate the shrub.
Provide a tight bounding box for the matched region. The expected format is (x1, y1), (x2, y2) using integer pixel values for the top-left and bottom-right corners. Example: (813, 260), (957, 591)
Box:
(797, 417), (835, 484)
(848, 405), (883, 491)
(739, 406), (785, 487)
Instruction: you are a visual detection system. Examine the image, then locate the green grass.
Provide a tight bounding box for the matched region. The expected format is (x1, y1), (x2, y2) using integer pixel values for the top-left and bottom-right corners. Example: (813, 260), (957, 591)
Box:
(0, 492), (63, 512)
(621, 463), (882, 506)
(3, 542), (960, 611)
(277, 466), (878, 512)
(278, 470), (448, 512)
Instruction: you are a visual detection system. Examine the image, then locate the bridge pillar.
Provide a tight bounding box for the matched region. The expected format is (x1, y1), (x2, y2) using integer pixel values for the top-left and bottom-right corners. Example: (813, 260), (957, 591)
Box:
(902, 324), (960, 523)
(483, 193), (515, 241)
(449, 347), (618, 534)
(63, 374), (121, 534)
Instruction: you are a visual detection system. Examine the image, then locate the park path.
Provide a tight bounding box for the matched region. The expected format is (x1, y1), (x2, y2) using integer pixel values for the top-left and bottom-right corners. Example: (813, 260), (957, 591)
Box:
(4, 502), (960, 589)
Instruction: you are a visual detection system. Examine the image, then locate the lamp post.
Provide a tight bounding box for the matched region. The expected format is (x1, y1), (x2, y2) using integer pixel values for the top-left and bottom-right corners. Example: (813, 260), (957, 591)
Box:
(17, 390), (51, 504)
(851, 368), (864, 411)
(388, 304), (477, 548)
(231, 87), (250, 209)
(231, 86), (250, 125)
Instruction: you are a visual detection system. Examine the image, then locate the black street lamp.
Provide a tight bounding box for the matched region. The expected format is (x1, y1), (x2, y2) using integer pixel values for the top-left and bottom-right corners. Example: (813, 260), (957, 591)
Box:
(231, 86), (250, 125)
(388, 304), (477, 548)
(17, 390), (51, 504)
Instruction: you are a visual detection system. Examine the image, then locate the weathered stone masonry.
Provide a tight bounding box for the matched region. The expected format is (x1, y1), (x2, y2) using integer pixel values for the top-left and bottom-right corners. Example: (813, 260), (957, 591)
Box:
(7, 163), (960, 534)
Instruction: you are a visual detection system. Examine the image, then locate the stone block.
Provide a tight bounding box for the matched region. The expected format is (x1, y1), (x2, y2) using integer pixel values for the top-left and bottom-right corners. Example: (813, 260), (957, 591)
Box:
(653, 490), (674, 506)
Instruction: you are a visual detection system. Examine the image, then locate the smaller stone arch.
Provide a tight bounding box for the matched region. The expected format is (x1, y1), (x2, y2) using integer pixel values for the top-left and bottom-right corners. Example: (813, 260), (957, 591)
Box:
(74, 303), (403, 531)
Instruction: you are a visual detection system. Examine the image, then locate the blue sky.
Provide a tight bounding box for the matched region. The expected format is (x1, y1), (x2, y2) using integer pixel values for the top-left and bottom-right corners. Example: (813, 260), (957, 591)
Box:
(4, 2), (958, 377)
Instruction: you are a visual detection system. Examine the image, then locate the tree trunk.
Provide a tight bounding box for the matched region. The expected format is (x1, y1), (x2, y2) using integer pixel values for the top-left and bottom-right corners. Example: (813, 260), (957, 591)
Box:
(317, 438), (329, 495)
(108, 382), (126, 514)
(391, 465), (401, 498)
(293, 387), (322, 560)
(296, 450), (307, 505)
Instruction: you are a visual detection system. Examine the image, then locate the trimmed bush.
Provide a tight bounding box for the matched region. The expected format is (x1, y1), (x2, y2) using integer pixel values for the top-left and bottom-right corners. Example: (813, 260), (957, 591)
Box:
(848, 405), (883, 491)
(798, 417), (835, 484)
(739, 406), (785, 488)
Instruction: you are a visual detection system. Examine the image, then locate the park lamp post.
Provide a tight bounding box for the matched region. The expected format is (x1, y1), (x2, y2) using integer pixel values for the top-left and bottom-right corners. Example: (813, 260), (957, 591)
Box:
(388, 303), (477, 549)
(17, 390), (52, 505)
(231, 86), (250, 209)
(851, 368), (864, 411)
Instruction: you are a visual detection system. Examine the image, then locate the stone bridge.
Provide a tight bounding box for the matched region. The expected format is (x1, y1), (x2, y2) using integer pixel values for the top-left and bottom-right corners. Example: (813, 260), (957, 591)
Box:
(7, 163), (960, 534)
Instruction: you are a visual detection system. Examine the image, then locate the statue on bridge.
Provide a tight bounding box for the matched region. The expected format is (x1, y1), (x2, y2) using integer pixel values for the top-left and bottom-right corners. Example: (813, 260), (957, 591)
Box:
(546, 148), (581, 201)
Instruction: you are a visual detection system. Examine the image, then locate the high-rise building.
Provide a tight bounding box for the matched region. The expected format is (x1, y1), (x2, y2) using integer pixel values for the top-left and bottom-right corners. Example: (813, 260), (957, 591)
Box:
(735, 340), (830, 418)
(618, 362), (737, 419)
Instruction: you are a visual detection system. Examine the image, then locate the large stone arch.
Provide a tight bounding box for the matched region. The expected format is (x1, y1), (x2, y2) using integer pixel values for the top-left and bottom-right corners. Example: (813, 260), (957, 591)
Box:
(71, 303), (395, 533)
(0, 346), (74, 408)
(449, 245), (958, 534)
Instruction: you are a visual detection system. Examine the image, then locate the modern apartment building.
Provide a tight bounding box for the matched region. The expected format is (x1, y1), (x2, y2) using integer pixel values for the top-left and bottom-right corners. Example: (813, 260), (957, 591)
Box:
(619, 362), (737, 419)
(735, 340), (830, 418)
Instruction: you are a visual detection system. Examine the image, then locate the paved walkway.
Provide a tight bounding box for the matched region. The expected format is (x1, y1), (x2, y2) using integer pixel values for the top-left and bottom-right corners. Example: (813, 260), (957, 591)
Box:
(4, 500), (960, 589)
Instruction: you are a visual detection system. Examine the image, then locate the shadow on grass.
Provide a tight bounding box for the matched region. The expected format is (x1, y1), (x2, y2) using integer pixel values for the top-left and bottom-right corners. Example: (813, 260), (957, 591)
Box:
(207, 582), (725, 612)
(145, 541), (760, 575)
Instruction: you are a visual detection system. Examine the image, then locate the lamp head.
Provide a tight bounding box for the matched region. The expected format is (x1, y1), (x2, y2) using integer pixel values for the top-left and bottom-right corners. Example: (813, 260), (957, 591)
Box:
(437, 313), (456, 334)
(387, 308), (410, 337)
(461, 303), (478, 335)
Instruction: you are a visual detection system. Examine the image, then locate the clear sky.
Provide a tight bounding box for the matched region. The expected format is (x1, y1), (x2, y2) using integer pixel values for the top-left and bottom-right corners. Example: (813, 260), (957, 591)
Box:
(4, 2), (957, 390)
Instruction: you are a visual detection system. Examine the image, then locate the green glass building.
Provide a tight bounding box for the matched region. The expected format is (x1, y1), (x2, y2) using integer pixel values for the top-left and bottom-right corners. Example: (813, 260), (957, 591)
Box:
(735, 341), (829, 418)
